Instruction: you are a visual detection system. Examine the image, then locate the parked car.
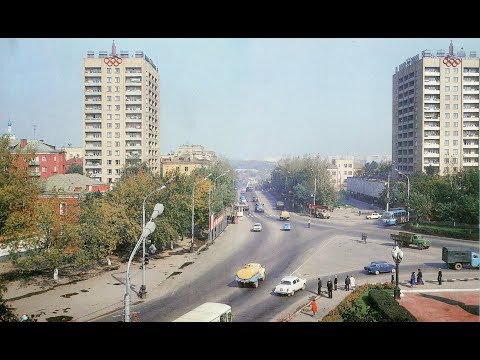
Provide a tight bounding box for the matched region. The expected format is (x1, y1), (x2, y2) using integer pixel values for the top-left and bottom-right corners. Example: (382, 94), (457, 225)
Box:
(282, 223), (291, 231)
(366, 212), (382, 219)
(252, 195), (258, 202)
(364, 260), (396, 275)
(252, 223), (262, 232)
(274, 276), (306, 296)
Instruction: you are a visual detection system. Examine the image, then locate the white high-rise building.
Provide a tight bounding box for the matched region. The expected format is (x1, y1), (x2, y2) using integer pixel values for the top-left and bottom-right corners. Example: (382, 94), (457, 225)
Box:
(83, 41), (160, 183)
(392, 41), (479, 175)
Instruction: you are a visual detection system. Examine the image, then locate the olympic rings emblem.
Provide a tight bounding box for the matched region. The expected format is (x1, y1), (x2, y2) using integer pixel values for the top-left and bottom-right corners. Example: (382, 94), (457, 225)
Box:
(104, 56), (123, 67)
(442, 56), (461, 67)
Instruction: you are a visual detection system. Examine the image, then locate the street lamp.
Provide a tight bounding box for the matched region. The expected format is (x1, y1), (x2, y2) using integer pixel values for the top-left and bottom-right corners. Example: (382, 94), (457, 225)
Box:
(124, 204), (164, 322)
(209, 170), (231, 244)
(139, 179), (172, 299)
(191, 173), (212, 252)
(394, 169), (410, 222)
(391, 245), (404, 300)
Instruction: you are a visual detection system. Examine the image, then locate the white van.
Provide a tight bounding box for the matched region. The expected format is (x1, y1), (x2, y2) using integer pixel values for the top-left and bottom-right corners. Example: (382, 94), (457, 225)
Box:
(173, 302), (232, 322)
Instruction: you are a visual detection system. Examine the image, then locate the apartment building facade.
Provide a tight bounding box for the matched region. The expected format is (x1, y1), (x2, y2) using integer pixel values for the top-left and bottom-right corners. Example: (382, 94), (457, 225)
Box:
(160, 144), (217, 178)
(83, 41), (160, 183)
(393, 41), (479, 175)
(327, 157), (356, 190)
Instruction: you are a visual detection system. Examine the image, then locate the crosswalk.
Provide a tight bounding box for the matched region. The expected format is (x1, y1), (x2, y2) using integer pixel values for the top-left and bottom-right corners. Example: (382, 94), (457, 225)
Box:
(245, 212), (279, 219)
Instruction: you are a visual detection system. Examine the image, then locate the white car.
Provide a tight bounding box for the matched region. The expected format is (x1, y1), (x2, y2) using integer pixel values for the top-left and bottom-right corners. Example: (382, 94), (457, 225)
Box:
(252, 223), (262, 232)
(366, 212), (382, 219)
(274, 276), (306, 296)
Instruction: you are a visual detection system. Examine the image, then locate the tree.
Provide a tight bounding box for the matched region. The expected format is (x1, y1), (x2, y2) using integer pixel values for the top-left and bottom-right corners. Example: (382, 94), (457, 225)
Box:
(66, 164), (83, 175)
(0, 282), (18, 322)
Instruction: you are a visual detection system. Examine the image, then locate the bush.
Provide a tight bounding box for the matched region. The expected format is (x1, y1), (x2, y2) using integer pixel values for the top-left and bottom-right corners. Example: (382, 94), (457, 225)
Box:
(403, 222), (478, 241)
(369, 289), (417, 322)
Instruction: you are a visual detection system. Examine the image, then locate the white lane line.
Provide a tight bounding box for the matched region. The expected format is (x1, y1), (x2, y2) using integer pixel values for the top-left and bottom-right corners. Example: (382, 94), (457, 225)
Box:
(290, 235), (339, 276)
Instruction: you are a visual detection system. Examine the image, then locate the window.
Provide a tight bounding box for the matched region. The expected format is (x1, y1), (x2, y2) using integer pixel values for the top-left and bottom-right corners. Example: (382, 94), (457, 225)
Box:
(453, 104), (458, 110)
(445, 131), (450, 136)
(453, 131), (458, 136)
(53, 156), (56, 161)
(107, 114), (112, 120)
(348, 164), (352, 168)
(453, 149), (458, 155)
(115, 169), (121, 175)
(59, 202), (67, 215)
(115, 150), (120, 156)
(445, 77), (450, 82)
(445, 113), (450, 119)
(108, 178), (112, 183)
(453, 95), (458, 100)
(107, 141), (112, 147)
(453, 68), (458, 73)
(115, 160), (120, 165)
(42, 166), (47, 173)
(348, 171), (352, 175)
(107, 160), (112, 165)
(115, 77), (120, 83)
(54, 166), (57, 172)
(453, 140), (458, 146)
(115, 86), (119, 92)
(107, 86), (112, 92)
(445, 104), (450, 110)
(445, 122), (450, 127)
(107, 105), (112, 110)
(444, 149), (449, 155)
(107, 150), (112, 156)
(453, 122), (458, 127)
(453, 77), (458, 83)
(115, 96), (120, 101)
(115, 105), (120, 111)
(452, 157), (458, 163)
(107, 68), (112, 74)
(343, 171), (348, 175)
(115, 132), (120, 138)
(445, 86), (450, 91)
(41, 156), (46, 161)
(108, 169), (112, 174)
(107, 77), (112, 83)
(107, 132), (112, 138)
(184, 166), (189, 172)
(107, 123), (112, 128)
(453, 86), (458, 92)
(115, 114), (120, 120)
(115, 141), (120, 147)
(445, 95), (450, 100)
(445, 68), (450, 74)
(115, 123), (120, 129)
(115, 68), (120, 74)
(444, 158), (449, 163)
(107, 96), (112, 101)
(444, 140), (449, 146)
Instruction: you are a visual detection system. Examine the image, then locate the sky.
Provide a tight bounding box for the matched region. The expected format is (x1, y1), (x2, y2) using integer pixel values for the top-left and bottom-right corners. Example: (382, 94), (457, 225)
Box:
(1, 38), (479, 162)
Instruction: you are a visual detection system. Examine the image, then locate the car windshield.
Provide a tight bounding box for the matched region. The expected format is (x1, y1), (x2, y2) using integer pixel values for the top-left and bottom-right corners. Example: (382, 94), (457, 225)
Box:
(280, 280), (292, 285)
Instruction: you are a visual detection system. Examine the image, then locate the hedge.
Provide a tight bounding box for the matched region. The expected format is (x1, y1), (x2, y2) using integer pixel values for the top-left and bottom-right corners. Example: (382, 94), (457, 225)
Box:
(369, 289), (417, 322)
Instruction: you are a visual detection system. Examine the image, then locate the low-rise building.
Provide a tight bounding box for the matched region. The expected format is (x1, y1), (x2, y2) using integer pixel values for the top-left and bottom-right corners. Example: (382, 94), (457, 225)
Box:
(160, 144), (217, 177)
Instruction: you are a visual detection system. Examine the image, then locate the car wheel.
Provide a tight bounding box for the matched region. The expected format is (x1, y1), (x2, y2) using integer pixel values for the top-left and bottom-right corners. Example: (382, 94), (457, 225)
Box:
(290, 290), (295, 296)
(454, 263), (462, 270)
(375, 270), (380, 275)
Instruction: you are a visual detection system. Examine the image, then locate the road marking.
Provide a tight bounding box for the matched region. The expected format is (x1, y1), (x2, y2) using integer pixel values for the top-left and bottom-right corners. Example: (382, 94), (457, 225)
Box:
(290, 235), (339, 276)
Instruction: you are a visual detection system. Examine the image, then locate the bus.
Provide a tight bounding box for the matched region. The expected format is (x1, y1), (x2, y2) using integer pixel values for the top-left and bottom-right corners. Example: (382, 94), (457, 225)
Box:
(173, 302), (233, 322)
(382, 208), (408, 226)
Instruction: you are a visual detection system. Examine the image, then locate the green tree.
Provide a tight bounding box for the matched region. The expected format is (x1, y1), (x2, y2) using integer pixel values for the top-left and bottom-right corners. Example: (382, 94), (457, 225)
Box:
(0, 282), (18, 322)
(66, 164), (83, 175)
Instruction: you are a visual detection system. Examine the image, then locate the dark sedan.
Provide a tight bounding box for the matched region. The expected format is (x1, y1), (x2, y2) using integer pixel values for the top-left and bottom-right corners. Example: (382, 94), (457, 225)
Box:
(364, 261), (396, 275)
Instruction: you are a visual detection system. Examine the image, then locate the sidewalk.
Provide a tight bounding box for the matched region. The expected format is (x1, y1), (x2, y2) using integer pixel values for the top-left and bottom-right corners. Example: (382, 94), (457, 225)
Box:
(289, 276), (480, 322)
(3, 237), (206, 322)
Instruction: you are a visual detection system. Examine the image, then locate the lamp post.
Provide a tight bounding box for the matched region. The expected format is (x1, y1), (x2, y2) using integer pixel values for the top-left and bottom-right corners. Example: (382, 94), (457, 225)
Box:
(391, 245), (404, 300)
(395, 169), (410, 222)
(139, 179), (172, 299)
(124, 204), (163, 322)
(209, 170), (231, 244)
(191, 173), (212, 252)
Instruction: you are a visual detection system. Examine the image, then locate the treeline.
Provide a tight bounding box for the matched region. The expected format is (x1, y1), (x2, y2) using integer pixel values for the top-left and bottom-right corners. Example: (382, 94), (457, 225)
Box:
(0, 136), (235, 273)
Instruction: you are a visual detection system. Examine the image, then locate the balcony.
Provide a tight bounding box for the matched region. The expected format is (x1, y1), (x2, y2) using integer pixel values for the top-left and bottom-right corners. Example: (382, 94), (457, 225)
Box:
(464, 68), (479, 75)
(85, 162), (102, 167)
(463, 152), (479, 157)
(126, 125), (142, 132)
(463, 141), (479, 147)
(29, 171), (41, 177)
(463, 131), (479, 138)
(85, 141), (102, 148)
(126, 107), (142, 113)
(463, 76), (479, 83)
(424, 96), (440, 102)
(85, 152), (102, 158)
(28, 160), (40, 166)
(463, 162), (479, 167)
(463, 86), (479, 93)
(85, 87), (101, 93)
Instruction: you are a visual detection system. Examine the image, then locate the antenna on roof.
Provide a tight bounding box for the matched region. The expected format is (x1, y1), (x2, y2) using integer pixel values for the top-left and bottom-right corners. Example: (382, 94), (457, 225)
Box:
(32, 123), (37, 139)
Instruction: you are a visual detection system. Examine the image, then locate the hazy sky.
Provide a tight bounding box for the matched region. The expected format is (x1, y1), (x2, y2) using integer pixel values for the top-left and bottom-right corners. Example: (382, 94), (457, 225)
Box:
(1, 38), (479, 161)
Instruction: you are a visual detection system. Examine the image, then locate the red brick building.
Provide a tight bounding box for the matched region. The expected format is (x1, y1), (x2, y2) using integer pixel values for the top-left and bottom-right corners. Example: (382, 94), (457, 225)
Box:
(9, 138), (67, 178)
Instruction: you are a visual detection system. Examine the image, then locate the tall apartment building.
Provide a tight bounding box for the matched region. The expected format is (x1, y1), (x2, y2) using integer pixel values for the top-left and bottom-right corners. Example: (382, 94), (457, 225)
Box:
(393, 41), (479, 175)
(83, 41), (160, 183)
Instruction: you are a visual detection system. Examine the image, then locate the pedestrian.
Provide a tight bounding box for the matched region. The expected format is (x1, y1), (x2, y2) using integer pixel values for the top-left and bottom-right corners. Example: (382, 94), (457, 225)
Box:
(364, 233), (367, 244)
(350, 275), (356, 291)
(334, 275), (338, 291)
(391, 273), (395, 284)
(327, 278), (333, 298)
(317, 278), (322, 296)
(417, 269), (424, 285)
(358, 210), (361, 216)
(311, 299), (318, 317)
(438, 268), (443, 285)
(410, 271), (417, 287)
(345, 275), (351, 291)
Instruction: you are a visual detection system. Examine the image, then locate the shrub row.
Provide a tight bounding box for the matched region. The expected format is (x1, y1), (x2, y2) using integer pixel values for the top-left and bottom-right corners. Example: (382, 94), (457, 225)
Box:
(369, 289), (417, 322)
(403, 223), (479, 241)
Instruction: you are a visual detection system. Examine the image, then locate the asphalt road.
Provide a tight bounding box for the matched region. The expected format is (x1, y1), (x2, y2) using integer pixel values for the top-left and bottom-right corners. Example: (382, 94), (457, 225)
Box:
(98, 190), (479, 322)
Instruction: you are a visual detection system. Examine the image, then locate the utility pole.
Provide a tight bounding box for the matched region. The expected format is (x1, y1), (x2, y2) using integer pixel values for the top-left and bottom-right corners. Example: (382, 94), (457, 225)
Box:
(386, 174), (390, 212)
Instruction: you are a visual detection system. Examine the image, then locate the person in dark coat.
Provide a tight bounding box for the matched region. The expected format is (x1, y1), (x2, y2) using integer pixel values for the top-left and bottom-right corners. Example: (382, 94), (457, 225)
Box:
(334, 275), (338, 291)
(417, 269), (424, 285)
(437, 268), (443, 285)
(326, 278), (333, 298)
(410, 271), (417, 287)
(345, 275), (351, 291)
(317, 278), (322, 295)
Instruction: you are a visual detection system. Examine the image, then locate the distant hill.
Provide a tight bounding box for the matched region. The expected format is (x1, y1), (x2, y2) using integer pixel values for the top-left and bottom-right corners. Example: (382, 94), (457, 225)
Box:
(228, 159), (276, 171)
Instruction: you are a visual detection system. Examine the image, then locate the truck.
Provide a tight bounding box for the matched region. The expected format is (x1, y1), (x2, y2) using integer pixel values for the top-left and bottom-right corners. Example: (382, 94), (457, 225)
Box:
(276, 201), (285, 210)
(279, 210), (290, 221)
(309, 204), (331, 219)
(442, 247), (480, 270)
(390, 231), (431, 249)
(235, 263), (266, 288)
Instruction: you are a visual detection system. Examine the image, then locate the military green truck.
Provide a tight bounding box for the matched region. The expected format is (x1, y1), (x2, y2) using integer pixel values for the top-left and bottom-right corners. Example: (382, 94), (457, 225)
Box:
(390, 231), (431, 249)
(442, 247), (480, 270)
